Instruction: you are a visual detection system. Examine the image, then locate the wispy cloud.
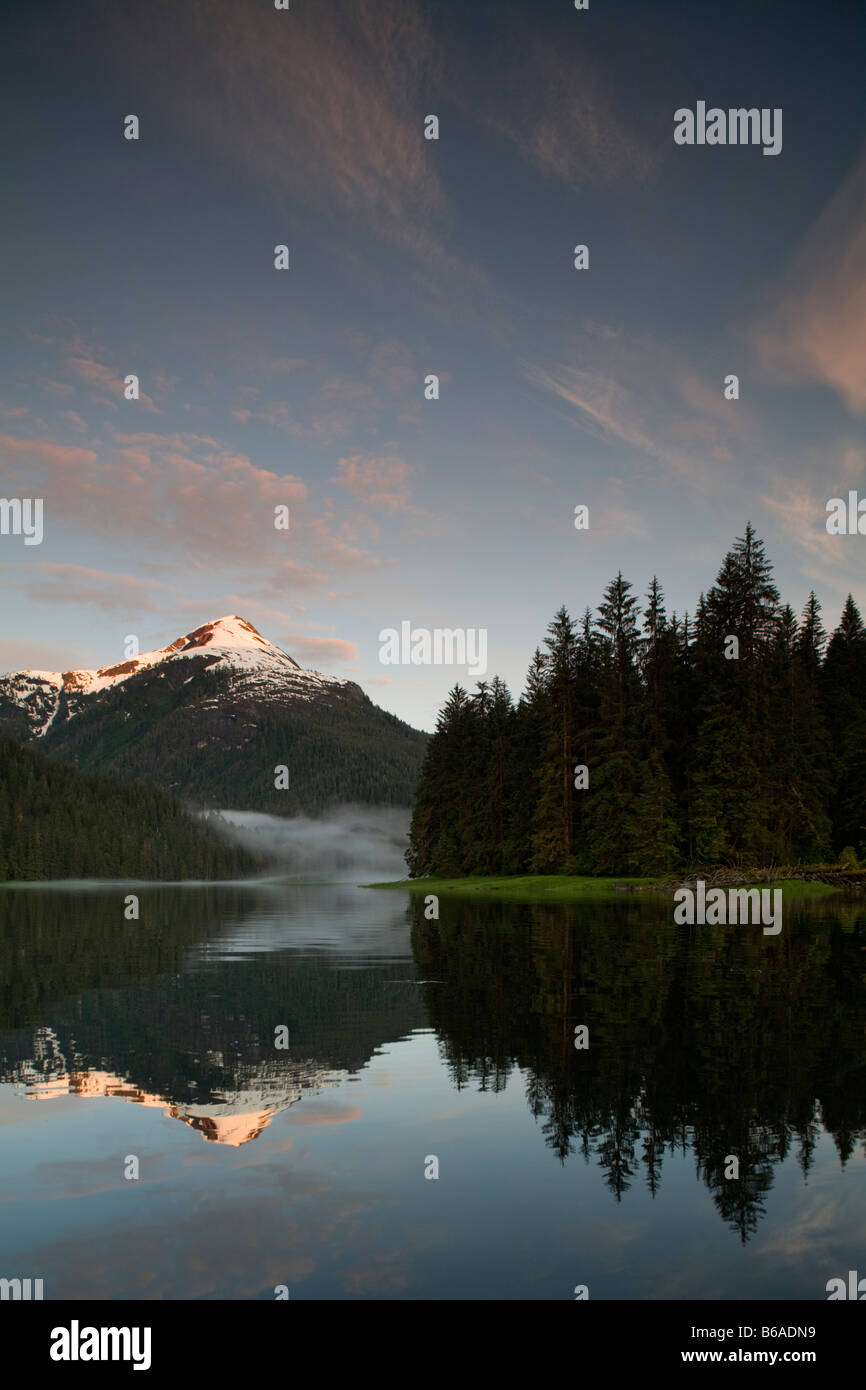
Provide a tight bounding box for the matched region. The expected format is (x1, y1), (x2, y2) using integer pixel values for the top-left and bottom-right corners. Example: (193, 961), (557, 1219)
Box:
(751, 142), (866, 414)
(476, 40), (660, 188)
(14, 563), (168, 615)
(762, 469), (866, 607)
(102, 0), (466, 277)
(0, 635), (95, 675)
(67, 355), (158, 412)
(333, 454), (414, 512)
(524, 324), (762, 494)
(280, 634), (359, 667)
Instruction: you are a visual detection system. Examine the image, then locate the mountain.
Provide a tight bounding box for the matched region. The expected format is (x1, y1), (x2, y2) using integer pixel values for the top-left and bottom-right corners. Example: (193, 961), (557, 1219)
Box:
(6, 1037), (343, 1148)
(0, 615), (356, 735)
(0, 615), (426, 812)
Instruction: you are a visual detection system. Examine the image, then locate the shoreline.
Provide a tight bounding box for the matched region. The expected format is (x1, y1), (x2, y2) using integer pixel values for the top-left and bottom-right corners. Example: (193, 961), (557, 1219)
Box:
(365, 870), (860, 901)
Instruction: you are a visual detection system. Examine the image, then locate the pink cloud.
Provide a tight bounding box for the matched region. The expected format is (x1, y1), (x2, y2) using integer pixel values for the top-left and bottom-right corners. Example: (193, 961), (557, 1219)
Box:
(0, 435), (100, 486)
(751, 142), (866, 414)
(0, 634), (97, 676)
(281, 634), (359, 666)
(333, 454), (413, 512)
(67, 355), (158, 412)
(474, 41), (660, 189)
(57, 410), (88, 432)
(16, 563), (167, 615)
(99, 0), (468, 279)
(36, 377), (75, 398)
(367, 339), (416, 395)
(231, 375), (380, 445)
(0, 426), (389, 591)
(524, 323), (764, 494)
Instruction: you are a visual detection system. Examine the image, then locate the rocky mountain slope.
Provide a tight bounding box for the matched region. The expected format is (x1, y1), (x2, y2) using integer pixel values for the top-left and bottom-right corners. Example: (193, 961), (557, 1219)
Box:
(0, 616), (426, 812)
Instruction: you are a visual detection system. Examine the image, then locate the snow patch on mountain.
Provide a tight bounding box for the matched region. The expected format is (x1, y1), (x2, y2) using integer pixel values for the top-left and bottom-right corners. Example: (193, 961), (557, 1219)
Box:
(0, 615), (354, 736)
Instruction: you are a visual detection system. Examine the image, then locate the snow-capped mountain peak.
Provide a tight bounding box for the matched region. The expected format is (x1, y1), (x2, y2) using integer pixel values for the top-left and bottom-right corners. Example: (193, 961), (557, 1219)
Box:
(0, 615), (352, 736)
(167, 615), (300, 665)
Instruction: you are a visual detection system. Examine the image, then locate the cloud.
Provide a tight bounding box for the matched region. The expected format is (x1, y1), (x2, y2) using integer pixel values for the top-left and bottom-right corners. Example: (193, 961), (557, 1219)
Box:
(67, 355), (158, 412)
(268, 357), (306, 377)
(283, 1103), (362, 1128)
(751, 142), (866, 413)
(35, 377), (74, 398)
(476, 40), (660, 189)
(281, 634), (359, 666)
(340, 1249), (412, 1296)
(333, 454), (414, 512)
(0, 636), (94, 675)
(231, 364), (395, 446)
(57, 410), (88, 432)
(0, 424), (390, 592)
(0, 426), (305, 551)
(527, 359), (661, 459)
(367, 339), (416, 395)
(29, 329), (160, 412)
(16, 563), (167, 616)
(761, 472), (866, 606)
(524, 325), (762, 494)
(232, 378), (379, 444)
(0, 434), (100, 486)
(100, 0), (467, 278)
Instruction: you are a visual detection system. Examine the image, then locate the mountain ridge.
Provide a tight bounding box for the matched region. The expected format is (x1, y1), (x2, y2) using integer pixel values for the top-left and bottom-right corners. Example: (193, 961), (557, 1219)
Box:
(0, 614), (357, 738)
(0, 614), (427, 813)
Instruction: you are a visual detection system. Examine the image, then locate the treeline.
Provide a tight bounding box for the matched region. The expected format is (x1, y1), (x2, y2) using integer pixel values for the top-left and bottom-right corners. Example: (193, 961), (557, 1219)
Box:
(408, 524), (866, 877)
(0, 737), (258, 881)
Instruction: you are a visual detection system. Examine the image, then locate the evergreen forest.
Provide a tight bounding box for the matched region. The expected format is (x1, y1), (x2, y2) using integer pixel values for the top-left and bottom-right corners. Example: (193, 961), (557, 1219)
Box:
(407, 525), (866, 877)
(0, 737), (258, 881)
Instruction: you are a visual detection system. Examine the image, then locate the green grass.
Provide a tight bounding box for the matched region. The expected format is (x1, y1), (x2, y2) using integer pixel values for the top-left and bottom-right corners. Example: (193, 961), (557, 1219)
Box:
(739, 879), (840, 899)
(365, 874), (666, 901)
(366, 873), (845, 901)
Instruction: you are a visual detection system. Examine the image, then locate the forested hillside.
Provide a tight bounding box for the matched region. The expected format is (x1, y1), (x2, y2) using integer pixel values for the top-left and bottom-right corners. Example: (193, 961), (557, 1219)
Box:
(31, 660), (427, 813)
(408, 524), (866, 877)
(0, 738), (257, 881)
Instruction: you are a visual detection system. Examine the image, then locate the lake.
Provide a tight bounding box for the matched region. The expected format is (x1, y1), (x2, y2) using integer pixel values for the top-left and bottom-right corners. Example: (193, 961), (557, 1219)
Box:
(1, 882), (864, 1300)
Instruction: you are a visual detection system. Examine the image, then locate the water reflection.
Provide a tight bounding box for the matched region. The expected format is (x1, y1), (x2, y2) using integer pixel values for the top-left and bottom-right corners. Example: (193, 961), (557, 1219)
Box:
(0, 886), (864, 1249)
(410, 894), (866, 1242)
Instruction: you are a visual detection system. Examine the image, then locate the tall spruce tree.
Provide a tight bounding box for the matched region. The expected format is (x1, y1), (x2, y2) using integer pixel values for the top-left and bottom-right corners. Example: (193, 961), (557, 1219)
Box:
(691, 525), (780, 864)
(531, 608), (580, 871)
(504, 650), (548, 873)
(630, 579), (680, 873)
(587, 573), (643, 873)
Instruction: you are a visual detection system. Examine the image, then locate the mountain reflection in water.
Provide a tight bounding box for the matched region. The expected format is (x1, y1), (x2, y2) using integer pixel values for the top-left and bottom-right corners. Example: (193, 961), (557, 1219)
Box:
(1, 883), (864, 1297)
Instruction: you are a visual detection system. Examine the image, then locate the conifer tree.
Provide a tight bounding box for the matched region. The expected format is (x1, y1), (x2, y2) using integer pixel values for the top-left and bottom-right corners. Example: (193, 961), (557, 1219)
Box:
(531, 608), (580, 871)
(587, 574), (642, 872)
(823, 596), (866, 854)
(691, 526), (780, 864)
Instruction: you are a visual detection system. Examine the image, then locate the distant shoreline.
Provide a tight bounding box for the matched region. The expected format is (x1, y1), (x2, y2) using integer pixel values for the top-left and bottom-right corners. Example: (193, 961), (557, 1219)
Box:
(366, 871), (859, 901)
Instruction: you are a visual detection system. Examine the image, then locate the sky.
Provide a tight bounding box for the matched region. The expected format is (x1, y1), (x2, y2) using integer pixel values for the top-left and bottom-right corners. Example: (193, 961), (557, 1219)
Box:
(2, 0), (866, 732)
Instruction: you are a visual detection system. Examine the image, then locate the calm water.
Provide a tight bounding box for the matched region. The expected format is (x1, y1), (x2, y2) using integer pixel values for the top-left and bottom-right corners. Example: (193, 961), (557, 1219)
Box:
(0, 883), (864, 1300)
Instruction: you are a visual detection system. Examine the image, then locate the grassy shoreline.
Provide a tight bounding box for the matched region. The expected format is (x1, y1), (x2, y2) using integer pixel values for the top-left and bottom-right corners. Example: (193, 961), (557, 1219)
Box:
(365, 874), (843, 901)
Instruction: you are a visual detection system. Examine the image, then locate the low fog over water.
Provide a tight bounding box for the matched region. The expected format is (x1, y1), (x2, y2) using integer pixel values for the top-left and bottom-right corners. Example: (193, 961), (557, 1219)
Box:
(214, 805), (411, 883)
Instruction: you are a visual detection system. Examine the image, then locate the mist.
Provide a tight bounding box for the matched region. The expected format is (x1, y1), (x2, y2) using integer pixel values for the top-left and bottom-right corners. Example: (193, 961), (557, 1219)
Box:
(211, 805), (412, 883)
